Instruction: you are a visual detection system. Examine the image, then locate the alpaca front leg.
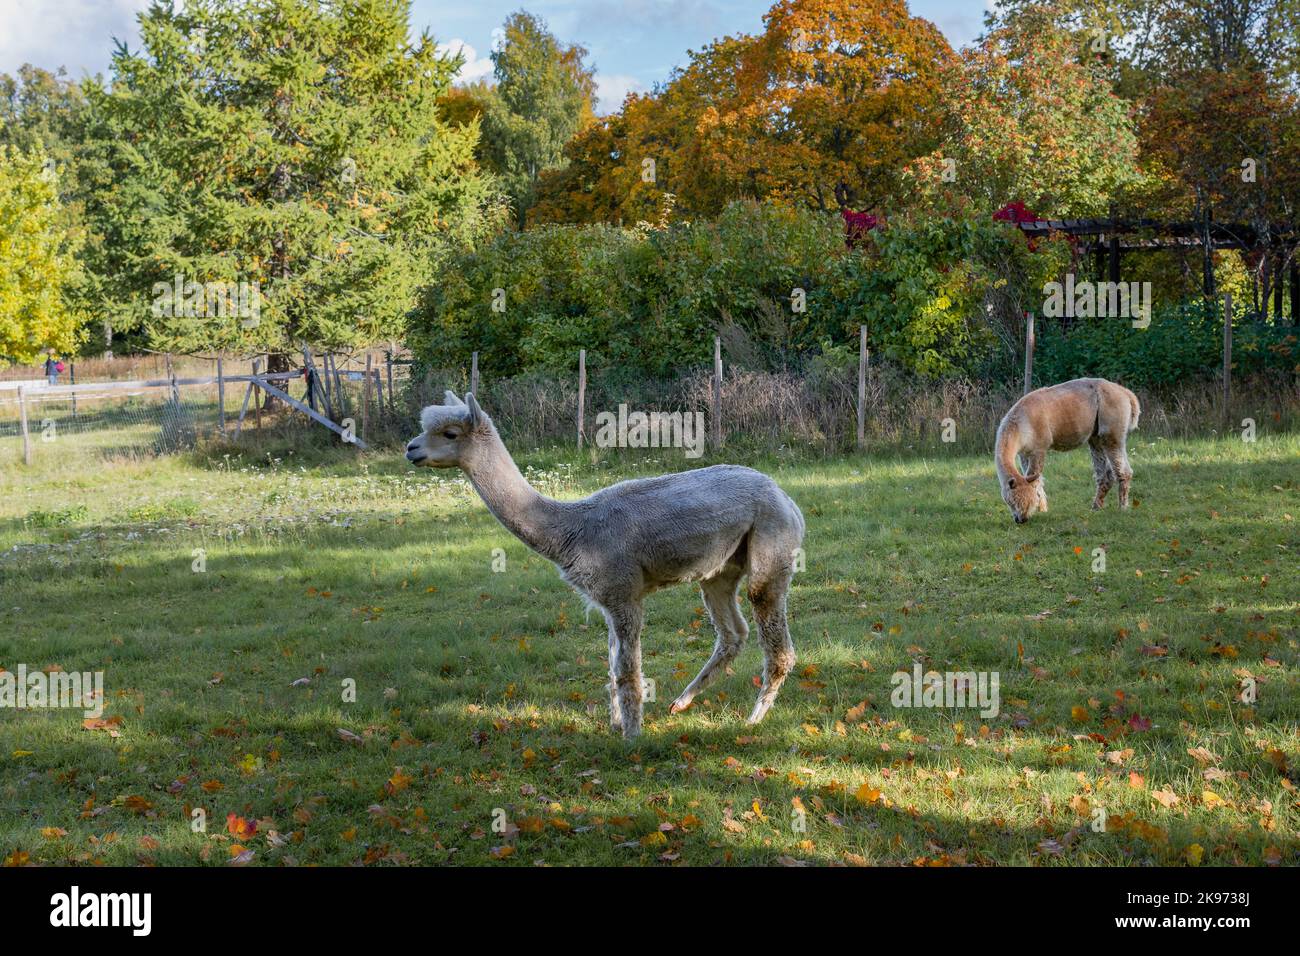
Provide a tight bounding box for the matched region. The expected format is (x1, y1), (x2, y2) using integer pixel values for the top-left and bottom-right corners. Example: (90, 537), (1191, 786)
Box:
(605, 626), (622, 734)
(607, 604), (644, 738)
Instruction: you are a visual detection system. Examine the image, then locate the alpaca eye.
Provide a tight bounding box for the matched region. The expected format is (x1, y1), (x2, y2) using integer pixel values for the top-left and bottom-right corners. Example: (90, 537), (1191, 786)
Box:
(442, 430), (458, 440)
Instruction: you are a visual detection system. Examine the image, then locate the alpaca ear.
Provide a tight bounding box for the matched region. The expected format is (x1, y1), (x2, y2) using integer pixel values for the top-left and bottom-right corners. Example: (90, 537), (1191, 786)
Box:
(464, 392), (482, 428)
(443, 390), (465, 407)
(1025, 472), (1041, 484)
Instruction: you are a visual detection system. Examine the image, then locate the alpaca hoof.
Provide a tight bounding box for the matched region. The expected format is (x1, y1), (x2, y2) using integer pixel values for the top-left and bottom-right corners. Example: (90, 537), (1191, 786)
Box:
(668, 698), (692, 715)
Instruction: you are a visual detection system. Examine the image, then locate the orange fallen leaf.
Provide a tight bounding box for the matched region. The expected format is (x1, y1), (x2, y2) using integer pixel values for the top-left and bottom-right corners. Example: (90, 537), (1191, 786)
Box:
(226, 814), (257, 839)
(855, 783), (882, 805)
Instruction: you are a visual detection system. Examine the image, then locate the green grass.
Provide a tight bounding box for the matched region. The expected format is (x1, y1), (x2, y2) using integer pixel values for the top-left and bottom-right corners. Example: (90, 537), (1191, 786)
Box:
(0, 430), (1296, 867)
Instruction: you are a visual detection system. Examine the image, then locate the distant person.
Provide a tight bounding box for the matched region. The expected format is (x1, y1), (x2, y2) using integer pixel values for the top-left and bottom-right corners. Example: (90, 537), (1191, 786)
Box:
(44, 352), (64, 386)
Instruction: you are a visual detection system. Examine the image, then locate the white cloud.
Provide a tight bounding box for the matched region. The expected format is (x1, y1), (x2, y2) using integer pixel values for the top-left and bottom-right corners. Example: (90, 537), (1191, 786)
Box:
(0, 0), (148, 78)
(595, 72), (644, 115)
(437, 38), (494, 85)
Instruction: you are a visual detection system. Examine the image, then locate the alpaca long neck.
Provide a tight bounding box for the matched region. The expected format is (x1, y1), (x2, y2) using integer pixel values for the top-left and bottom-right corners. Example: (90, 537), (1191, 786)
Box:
(995, 419), (1027, 481)
(462, 425), (568, 563)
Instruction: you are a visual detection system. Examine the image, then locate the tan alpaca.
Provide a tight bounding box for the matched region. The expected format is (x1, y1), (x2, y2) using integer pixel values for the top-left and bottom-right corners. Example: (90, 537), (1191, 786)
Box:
(995, 378), (1140, 523)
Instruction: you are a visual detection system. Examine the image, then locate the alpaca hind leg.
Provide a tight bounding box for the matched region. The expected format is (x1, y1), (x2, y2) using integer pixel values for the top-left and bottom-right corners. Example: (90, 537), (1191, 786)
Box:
(746, 559), (796, 725)
(1109, 442), (1133, 509)
(671, 567), (747, 714)
(1089, 440), (1113, 509)
(605, 603), (644, 738)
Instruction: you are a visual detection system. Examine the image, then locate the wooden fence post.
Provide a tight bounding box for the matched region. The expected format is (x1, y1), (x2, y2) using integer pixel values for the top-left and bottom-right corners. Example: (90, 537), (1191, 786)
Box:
(317, 352), (332, 418)
(165, 353), (178, 403)
(386, 350), (395, 415)
(254, 357), (263, 431)
(712, 335), (723, 450)
(1108, 203), (1120, 283)
(1222, 291), (1233, 416)
(233, 358), (260, 440)
(1290, 262), (1299, 325)
(301, 347), (316, 413)
(576, 348), (587, 448)
(470, 351), (479, 395)
(362, 353), (372, 442)
(70, 363), (77, 417)
(331, 356), (347, 418)
(217, 357), (226, 436)
(857, 324), (867, 448)
(18, 386), (32, 466)
(1274, 257), (1284, 319)
(1023, 312), (1035, 396)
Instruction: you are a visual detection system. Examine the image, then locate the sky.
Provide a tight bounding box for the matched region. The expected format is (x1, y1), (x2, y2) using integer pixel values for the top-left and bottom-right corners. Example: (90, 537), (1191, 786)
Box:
(0, 0), (995, 114)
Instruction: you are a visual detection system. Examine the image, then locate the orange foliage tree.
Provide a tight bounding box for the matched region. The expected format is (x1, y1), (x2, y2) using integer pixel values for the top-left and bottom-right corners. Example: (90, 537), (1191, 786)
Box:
(532, 0), (953, 224)
(903, 15), (1145, 218)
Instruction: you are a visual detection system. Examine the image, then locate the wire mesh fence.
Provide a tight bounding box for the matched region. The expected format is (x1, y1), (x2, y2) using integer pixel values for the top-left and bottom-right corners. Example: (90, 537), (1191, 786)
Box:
(4, 343), (1298, 468)
(0, 351), (417, 467)
(0, 386), (211, 466)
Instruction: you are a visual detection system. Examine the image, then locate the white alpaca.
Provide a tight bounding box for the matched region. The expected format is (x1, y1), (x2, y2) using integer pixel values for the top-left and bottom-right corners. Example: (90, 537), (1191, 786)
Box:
(406, 392), (806, 738)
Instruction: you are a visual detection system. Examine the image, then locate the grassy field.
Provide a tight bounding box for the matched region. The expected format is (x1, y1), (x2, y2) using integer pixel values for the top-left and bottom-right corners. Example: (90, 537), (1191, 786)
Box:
(1, 427), (1296, 867)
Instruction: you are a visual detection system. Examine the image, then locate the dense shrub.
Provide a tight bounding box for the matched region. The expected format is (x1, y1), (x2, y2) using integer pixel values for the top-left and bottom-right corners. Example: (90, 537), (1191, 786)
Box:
(816, 214), (1068, 377)
(410, 201), (1054, 380)
(408, 202), (845, 379)
(409, 199), (1281, 390)
(1035, 301), (1299, 390)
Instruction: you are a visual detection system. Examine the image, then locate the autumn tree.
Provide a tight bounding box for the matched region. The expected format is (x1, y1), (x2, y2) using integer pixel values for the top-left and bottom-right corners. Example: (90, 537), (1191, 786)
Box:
(726, 0), (954, 210)
(1127, 0), (1300, 307)
(0, 135), (82, 364)
(534, 0), (953, 222)
(903, 14), (1145, 218)
(531, 92), (677, 226)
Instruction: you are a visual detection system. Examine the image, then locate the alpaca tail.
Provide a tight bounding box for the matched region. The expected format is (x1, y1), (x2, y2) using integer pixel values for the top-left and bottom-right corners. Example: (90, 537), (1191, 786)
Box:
(1127, 389), (1141, 431)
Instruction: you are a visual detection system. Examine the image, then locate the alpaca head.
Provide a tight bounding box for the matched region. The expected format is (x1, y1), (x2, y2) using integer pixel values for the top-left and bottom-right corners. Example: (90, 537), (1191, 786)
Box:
(1002, 471), (1043, 524)
(406, 391), (485, 468)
